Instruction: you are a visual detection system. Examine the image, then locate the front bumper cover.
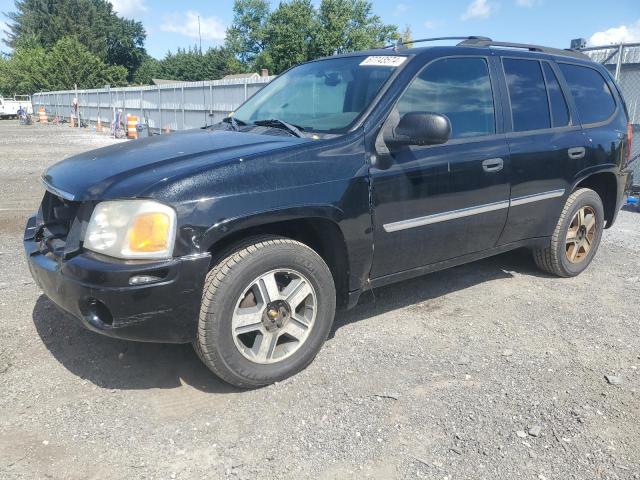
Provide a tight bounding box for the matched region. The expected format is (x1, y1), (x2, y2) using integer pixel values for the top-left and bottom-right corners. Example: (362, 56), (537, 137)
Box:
(24, 215), (211, 343)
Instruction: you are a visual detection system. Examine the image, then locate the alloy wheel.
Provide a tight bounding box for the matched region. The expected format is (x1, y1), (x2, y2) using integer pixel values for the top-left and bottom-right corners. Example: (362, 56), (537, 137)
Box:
(231, 269), (317, 364)
(565, 206), (596, 263)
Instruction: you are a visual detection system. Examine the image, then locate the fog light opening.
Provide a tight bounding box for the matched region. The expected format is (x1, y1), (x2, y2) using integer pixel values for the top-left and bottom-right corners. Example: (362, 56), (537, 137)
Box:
(83, 298), (114, 327)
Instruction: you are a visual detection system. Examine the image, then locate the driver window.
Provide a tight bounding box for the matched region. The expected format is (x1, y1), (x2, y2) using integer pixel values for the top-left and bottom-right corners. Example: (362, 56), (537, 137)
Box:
(397, 57), (496, 139)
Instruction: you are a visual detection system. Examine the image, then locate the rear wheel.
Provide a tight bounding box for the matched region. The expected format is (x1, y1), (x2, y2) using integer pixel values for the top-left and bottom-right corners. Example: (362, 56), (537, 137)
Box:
(194, 236), (336, 388)
(533, 188), (604, 277)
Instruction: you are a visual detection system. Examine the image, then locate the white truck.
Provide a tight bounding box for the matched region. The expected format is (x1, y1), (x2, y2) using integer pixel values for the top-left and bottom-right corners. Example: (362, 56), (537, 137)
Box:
(0, 95), (33, 119)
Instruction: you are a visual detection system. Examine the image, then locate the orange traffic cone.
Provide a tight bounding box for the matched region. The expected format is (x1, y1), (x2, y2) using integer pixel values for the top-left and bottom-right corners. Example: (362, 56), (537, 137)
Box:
(38, 107), (48, 124)
(96, 118), (102, 132)
(127, 114), (138, 139)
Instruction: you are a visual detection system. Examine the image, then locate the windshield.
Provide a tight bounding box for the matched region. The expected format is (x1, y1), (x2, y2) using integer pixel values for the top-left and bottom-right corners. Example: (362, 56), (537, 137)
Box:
(233, 56), (404, 134)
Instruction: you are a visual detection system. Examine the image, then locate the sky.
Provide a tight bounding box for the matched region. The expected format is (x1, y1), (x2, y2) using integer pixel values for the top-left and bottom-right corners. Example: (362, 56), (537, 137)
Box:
(1, 0), (639, 59)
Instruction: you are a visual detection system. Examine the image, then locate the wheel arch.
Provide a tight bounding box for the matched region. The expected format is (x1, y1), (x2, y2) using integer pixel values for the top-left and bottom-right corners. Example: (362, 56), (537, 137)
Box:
(201, 208), (351, 308)
(572, 170), (618, 228)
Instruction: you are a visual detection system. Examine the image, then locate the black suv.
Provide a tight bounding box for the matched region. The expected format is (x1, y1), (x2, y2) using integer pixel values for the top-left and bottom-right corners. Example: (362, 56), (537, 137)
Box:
(25, 37), (634, 388)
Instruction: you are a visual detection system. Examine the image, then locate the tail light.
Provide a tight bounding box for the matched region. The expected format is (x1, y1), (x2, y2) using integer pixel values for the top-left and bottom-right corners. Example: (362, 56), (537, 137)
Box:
(627, 122), (633, 163)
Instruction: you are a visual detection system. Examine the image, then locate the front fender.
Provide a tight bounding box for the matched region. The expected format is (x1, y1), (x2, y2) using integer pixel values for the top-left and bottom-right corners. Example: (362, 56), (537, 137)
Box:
(199, 204), (345, 250)
(174, 174), (373, 293)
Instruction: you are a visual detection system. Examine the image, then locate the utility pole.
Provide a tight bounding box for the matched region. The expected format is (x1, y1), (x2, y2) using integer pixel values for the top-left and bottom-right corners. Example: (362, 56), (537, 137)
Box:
(198, 15), (202, 54)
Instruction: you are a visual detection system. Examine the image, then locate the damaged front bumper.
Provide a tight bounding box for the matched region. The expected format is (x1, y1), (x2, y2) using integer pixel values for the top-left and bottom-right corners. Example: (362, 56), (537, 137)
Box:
(24, 215), (211, 343)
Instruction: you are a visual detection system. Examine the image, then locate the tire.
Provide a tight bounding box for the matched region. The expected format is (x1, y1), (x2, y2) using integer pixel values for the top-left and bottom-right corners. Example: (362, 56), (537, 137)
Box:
(194, 236), (336, 388)
(533, 188), (604, 277)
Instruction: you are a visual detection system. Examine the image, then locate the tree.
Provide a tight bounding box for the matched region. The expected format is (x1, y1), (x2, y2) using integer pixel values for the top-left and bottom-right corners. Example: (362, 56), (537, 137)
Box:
(4, 0), (146, 80)
(262, 0), (317, 73)
(132, 56), (162, 85)
(225, 0), (398, 74)
(0, 35), (49, 95)
(0, 36), (127, 95)
(225, 0), (270, 65)
(45, 36), (128, 90)
(313, 0), (397, 57)
(104, 17), (146, 77)
(400, 25), (413, 48)
(131, 47), (245, 84)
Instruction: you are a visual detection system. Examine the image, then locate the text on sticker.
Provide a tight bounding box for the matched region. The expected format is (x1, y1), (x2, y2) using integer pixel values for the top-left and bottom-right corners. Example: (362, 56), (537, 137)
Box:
(360, 56), (407, 67)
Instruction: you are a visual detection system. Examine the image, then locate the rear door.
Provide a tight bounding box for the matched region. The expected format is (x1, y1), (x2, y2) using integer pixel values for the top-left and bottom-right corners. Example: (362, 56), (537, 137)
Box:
(369, 55), (511, 279)
(497, 56), (587, 244)
(556, 62), (627, 178)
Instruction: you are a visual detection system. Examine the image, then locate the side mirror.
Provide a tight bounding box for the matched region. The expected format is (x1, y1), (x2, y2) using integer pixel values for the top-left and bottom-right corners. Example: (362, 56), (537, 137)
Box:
(386, 112), (451, 147)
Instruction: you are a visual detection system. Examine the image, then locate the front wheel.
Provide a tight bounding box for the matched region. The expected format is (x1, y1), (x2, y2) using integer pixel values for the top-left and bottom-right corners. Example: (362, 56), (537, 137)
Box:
(194, 236), (336, 388)
(533, 188), (604, 277)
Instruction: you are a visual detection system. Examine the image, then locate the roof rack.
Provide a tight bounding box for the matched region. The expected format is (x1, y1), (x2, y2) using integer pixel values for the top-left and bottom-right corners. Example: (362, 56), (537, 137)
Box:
(383, 36), (492, 51)
(457, 38), (590, 60)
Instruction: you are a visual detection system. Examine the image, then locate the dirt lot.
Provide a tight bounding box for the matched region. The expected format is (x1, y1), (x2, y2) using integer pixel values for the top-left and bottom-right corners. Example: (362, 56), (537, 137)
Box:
(1, 120), (639, 480)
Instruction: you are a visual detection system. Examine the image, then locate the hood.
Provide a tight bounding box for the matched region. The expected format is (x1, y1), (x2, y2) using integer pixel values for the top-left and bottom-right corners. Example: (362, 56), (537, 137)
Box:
(42, 129), (309, 201)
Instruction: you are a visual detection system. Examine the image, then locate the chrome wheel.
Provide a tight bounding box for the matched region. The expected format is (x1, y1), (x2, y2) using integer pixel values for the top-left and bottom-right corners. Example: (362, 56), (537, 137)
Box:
(231, 269), (317, 364)
(566, 206), (596, 263)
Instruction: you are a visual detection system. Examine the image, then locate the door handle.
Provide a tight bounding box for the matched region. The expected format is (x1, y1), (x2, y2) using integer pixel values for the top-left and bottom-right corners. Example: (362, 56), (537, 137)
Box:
(568, 147), (586, 160)
(482, 158), (504, 173)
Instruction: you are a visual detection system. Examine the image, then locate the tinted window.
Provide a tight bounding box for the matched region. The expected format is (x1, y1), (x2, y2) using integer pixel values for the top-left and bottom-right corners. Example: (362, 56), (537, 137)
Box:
(397, 57), (495, 139)
(559, 63), (616, 124)
(503, 58), (550, 132)
(543, 63), (570, 127)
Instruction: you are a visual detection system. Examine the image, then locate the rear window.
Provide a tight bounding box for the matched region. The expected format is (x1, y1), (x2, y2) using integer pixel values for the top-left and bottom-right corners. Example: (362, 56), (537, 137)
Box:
(559, 63), (616, 124)
(503, 58), (550, 132)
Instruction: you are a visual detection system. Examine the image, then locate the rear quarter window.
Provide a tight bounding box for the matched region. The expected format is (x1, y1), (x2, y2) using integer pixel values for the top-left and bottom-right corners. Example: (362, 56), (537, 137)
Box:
(559, 63), (616, 125)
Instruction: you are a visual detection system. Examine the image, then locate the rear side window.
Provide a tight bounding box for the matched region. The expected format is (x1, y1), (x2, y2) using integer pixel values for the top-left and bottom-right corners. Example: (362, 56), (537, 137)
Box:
(559, 63), (616, 124)
(396, 57), (495, 139)
(503, 58), (550, 132)
(542, 63), (570, 127)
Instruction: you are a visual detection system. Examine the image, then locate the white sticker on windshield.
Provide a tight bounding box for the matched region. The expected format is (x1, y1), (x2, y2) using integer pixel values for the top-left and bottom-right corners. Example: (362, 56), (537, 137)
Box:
(360, 56), (407, 67)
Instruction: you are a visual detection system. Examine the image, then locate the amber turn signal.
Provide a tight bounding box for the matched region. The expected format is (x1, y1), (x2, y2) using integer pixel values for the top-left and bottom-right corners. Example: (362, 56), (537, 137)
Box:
(128, 212), (171, 252)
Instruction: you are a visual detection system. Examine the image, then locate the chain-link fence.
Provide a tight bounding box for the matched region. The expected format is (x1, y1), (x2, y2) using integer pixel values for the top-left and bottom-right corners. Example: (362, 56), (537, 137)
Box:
(31, 76), (274, 133)
(581, 43), (640, 185)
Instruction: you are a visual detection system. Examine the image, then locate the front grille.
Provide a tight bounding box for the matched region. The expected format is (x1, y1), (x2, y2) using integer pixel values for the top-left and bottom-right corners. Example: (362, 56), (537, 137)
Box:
(35, 191), (84, 257)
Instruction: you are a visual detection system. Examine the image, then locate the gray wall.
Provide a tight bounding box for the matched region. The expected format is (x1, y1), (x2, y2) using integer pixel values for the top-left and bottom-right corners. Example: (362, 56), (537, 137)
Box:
(31, 77), (274, 131)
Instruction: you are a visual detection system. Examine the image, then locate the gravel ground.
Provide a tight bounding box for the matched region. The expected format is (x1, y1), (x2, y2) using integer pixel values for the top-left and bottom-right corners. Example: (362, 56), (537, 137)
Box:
(1, 120), (639, 480)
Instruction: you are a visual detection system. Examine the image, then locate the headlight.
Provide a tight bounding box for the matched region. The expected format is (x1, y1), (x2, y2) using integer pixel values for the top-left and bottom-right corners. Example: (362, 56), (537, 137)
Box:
(84, 200), (177, 260)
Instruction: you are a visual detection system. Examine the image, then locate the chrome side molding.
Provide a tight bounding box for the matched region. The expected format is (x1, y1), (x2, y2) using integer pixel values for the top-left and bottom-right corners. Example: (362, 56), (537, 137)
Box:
(383, 200), (510, 232)
(510, 189), (565, 207)
(383, 189), (565, 233)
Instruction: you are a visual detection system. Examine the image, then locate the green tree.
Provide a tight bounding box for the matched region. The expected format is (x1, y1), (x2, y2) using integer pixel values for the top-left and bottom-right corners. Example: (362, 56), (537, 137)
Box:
(133, 47), (245, 84)
(400, 25), (413, 48)
(0, 35), (49, 95)
(225, 0), (270, 65)
(45, 36), (128, 90)
(313, 0), (397, 57)
(225, 0), (398, 74)
(262, 0), (317, 73)
(0, 36), (127, 95)
(132, 56), (162, 85)
(5, 0), (146, 79)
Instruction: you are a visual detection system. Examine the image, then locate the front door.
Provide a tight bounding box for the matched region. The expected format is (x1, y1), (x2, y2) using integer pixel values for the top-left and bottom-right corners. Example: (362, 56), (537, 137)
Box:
(370, 56), (511, 279)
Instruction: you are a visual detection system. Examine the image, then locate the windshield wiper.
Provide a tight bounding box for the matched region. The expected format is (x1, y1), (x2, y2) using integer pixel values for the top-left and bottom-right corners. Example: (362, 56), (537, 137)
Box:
(252, 118), (305, 138)
(220, 116), (248, 131)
